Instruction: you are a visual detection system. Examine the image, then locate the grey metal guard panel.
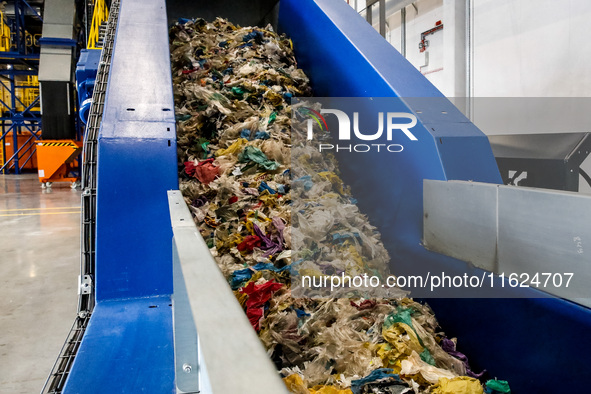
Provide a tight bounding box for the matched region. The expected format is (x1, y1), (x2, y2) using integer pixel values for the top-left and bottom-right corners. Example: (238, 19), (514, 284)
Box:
(497, 186), (591, 304)
(488, 132), (590, 163)
(423, 180), (498, 272)
(424, 180), (591, 306)
(168, 190), (288, 394)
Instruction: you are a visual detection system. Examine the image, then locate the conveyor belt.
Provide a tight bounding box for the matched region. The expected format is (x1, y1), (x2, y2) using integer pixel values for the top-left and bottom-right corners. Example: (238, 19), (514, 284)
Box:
(42, 1), (591, 392)
(41, 2), (120, 392)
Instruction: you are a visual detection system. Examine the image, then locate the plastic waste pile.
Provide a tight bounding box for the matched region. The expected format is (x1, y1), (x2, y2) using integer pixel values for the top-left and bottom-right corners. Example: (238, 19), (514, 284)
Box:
(170, 18), (510, 394)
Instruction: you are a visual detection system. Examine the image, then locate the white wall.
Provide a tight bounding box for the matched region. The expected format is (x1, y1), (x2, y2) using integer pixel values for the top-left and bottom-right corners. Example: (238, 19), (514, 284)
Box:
(359, 0), (591, 96)
(368, 0), (445, 90)
(473, 0), (591, 97)
(353, 0), (591, 193)
(470, 0), (591, 193)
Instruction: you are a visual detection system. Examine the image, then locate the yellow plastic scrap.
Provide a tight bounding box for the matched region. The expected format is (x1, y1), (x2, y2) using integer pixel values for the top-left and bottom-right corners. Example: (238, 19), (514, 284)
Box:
(215, 138), (248, 157)
(216, 233), (243, 251)
(283, 374), (310, 394)
(298, 268), (325, 278)
(245, 211), (272, 234)
(310, 385), (353, 394)
(297, 154), (313, 166)
(233, 290), (248, 307)
(235, 271), (264, 292)
(264, 90), (284, 107)
(432, 377), (484, 394)
(382, 322), (424, 357)
(342, 244), (365, 272)
(317, 171), (345, 195)
(285, 83), (304, 95)
(319, 192), (340, 200)
(258, 191), (278, 207)
(246, 210), (272, 222)
(375, 343), (402, 373)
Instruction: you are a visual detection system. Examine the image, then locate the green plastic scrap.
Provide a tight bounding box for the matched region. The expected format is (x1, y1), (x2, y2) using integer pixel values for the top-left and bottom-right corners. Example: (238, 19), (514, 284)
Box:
(176, 113), (191, 121)
(238, 145), (280, 171)
(420, 348), (436, 366)
(383, 306), (415, 330)
(231, 86), (246, 99)
(196, 137), (210, 158)
(384, 306), (427, 349)
(211, 92), (229, 103)
(485, 379), (511, 393)
(268, 111), (277, 125)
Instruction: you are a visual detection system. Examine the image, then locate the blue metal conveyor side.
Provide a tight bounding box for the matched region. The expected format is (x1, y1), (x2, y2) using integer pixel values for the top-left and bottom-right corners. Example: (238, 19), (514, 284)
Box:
(278, 1), (591, 392)
(63, 0), (177, 392)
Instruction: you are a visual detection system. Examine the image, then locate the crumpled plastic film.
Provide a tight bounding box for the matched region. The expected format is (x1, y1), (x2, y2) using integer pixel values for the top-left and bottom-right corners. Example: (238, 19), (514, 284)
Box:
(350, 369), (412, 394)
(431, 377), (484, 394)
(400, 350), (457, 385)
(484, 379), (511, 394)
(171, 17), (509, 394)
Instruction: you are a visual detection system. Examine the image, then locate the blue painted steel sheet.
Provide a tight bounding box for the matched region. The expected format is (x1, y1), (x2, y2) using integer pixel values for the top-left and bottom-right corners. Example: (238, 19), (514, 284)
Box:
(278, 0), (502, 285)
(76, 49), (101, 123)
(94, 0), (178, 301)
(279, 1), (591, 392)
(424, 296), (591, 393)
(64, 0), (178, 391)
(63, 296), (175, 393)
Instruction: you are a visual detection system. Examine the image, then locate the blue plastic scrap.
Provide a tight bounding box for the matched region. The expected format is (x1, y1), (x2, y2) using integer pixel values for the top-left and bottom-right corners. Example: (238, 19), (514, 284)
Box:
(351, 368), (409, 394)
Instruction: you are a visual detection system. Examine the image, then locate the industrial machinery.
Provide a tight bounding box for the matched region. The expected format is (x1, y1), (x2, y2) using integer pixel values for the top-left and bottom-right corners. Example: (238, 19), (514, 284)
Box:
(0, 0), (85, 183)
(42, 0), (591, 393)
(489, 132), (591, 191)
(34, 0), (108, 187)
(34, 0), (81, 186)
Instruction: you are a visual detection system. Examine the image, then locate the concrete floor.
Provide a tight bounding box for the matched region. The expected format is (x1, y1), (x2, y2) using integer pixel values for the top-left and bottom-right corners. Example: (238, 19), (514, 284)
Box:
(0, 174), (80, 393)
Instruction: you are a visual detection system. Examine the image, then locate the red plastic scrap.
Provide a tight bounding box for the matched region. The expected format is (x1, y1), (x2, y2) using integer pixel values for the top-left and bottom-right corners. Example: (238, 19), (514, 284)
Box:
(237, 235), (262, 252)
(240, 280), (284, 330)
(185, 158), (219, 184)
(184, 161), (197, 176)
(350, 299), (377, 310)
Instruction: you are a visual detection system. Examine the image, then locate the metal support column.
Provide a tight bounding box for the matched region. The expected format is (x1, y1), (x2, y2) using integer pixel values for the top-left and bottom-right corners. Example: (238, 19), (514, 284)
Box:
(401, 6), (406, 56)
(442, 0), (469, 112)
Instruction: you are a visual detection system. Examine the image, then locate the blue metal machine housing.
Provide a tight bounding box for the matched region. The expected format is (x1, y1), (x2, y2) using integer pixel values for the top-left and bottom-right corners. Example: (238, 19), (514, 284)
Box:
(75, 49), (101, 124)
(61, 0), (591, 392)
(64, 0), (177, 392)
(279, 1), (591, 392)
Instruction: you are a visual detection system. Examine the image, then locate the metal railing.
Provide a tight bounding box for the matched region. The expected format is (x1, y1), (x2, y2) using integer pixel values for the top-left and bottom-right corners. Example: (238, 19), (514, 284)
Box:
(168, 190), (288, 394)
(79, 0), (119, 316)
(87, 0), (109, 49)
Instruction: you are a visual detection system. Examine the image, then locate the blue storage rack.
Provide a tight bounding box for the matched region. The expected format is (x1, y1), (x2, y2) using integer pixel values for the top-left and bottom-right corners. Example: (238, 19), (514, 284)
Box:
(0, 0), (42, 174)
